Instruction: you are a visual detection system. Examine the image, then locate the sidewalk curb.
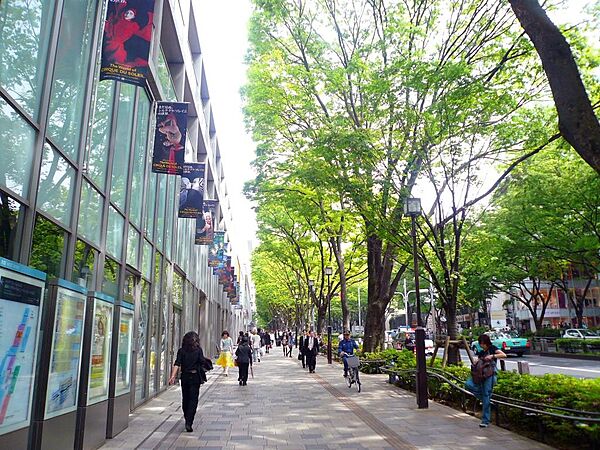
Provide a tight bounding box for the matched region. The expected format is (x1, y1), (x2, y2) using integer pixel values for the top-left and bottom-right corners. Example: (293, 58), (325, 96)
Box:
(540, 351), (600, 361)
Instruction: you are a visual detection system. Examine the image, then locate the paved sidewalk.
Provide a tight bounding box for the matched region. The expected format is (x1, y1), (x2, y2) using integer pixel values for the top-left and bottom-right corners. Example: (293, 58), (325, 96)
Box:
(100, 349), (552, 450)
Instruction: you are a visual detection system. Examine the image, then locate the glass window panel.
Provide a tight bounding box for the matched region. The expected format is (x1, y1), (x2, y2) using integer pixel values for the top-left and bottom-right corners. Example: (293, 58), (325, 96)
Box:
(71, 239), (98, 290)
(150, 253), (161, 393)
(173, 273), (183, 307)
(0, 0), (55, 119)
(0, 193), (24, 261)
(37, 143), (75, 226)
(142, 239), (152, 280)
(110, 83), (135, 210)
(78, 181), (103, 246)
(102, 257), (119, 299)
(107, 207), (124, 259)
(130, 91), (150, 227)
(30, 214), (65, 278)
(127, 225), (139, 268)
(46, 0), (97, 161)
(135, 279), (149, 404)
(0, 98), (36, 197)
(164, 177), (174, 260)
(156, 48), (176, 101)
(144, 172), (157, 239)
(155, 176), (166, 250)
(86, 81), (116, 191)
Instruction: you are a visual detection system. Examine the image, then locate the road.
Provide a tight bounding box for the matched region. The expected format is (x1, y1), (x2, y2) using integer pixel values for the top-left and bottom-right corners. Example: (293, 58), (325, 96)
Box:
(453, 349), (600, 379)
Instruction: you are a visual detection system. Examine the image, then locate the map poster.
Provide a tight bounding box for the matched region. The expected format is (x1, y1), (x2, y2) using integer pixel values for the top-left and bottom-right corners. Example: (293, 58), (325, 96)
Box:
(45, 287), (86, 418)
(88, 299), (113, 404)
(115, 310), (133, 396)
(0, 265), (45, 435)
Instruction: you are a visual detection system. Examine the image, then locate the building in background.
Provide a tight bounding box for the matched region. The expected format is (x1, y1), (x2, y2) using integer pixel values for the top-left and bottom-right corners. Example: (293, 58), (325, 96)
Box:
(0, 0), (252, 447)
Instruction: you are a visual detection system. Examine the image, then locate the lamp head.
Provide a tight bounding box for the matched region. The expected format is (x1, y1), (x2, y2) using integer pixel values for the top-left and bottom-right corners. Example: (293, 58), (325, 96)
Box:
(404, 197), (422, 216)
(325, 267), (333, 276)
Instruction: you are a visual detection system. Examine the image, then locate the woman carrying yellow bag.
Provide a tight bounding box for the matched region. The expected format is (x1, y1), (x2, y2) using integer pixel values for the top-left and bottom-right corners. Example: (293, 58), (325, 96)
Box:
(216, 330), (235, 376)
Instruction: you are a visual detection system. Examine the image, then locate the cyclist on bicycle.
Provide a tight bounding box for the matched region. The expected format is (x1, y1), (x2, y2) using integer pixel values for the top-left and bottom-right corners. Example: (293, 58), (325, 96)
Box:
(338, 330), (359, 377)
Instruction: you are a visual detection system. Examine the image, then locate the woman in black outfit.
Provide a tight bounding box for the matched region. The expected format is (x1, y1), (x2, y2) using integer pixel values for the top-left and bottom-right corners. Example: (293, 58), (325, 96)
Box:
(235, 336), (253, 385)
(169, 331), (207, 432)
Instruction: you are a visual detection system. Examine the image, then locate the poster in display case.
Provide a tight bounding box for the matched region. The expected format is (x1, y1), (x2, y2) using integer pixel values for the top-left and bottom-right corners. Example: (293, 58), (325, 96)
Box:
(45, 283), (86, 418)
(87, 298), (113, 404)
(0, 258), (45, 435)
(115, 307), (133, 396)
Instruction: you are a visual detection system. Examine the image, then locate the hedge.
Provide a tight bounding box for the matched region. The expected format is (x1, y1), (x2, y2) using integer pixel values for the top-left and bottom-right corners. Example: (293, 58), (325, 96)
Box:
(360, 349), (600, 449)
(556, 338), (600, 354)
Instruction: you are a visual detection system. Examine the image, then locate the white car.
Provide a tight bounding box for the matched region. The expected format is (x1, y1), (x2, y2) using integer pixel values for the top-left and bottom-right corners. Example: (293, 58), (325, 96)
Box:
(562, 329), (598, 339)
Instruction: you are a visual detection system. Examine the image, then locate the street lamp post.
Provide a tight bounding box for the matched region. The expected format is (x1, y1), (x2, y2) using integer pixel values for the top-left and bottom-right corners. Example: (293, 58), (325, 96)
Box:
(404, 197), (428, 409)
(325, 266), (333, 364)
(308, 279), (315, 330)
(294, 294), (299, 348)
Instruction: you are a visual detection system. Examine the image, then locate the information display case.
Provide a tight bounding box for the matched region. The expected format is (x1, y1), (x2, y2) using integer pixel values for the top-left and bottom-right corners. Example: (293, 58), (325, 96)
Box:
(45, 282), (87, 418)
(0, 257), (46, 449)
(115, 307), (133, 396)
(88, 297), (114, 405)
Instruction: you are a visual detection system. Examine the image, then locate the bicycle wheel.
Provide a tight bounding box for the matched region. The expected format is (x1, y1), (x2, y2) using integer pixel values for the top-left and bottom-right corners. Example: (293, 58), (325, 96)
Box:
(346, 373), (352, 388)
(355, 371), (361, 392)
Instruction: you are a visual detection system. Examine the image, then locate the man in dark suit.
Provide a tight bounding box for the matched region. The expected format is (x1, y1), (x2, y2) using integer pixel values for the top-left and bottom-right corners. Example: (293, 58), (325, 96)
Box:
(304, 330), (319, 373)
(299, 330), (309, 369)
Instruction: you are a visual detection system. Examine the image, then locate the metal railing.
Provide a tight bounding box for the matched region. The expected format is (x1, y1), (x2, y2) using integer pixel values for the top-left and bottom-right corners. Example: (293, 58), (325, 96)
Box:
(378, 364), (599, 449)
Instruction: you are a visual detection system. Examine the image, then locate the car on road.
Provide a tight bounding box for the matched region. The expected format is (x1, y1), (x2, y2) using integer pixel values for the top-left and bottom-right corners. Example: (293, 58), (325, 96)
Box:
(561, 328), (599, 339)
(395, 331), (435, 356)
(471, 331), (530, 357)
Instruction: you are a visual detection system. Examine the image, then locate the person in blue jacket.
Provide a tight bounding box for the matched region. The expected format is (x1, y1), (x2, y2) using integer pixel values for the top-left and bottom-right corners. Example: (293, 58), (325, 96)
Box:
(338, 330), (359, 377)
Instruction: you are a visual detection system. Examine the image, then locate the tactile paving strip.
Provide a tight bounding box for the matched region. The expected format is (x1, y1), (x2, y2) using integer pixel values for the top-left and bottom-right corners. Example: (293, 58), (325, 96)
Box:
(314, 373), (416, 450)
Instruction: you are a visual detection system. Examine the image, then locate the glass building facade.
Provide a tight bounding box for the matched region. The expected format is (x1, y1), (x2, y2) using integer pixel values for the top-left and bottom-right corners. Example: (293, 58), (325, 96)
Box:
(0, 0), (247, 422)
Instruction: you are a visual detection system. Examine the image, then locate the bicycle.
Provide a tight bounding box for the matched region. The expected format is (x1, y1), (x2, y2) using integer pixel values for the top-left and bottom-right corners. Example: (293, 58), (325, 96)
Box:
(344, 354), (361, 392)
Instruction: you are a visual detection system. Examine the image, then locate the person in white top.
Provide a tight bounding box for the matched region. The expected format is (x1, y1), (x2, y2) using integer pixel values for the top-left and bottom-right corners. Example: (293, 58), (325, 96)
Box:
(250, 329), (262, 363)
(216, 330), (235, 376)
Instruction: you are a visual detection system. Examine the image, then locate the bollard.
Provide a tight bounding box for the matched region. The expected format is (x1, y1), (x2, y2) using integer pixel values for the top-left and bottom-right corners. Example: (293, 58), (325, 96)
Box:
(540, 338), (548, 353)
(517, 361), (530, 375)
(500, 359), (506, 371)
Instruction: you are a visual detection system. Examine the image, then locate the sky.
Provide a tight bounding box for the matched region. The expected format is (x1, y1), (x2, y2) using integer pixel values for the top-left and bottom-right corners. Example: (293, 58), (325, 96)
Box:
(195, 1), (257, 261)
(193, 0), (597, 258)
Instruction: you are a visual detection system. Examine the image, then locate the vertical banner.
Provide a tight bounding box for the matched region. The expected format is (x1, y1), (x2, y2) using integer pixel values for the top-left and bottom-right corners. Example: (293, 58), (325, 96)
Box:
(195, 200), (218, 245)
(178, 163), (205, 218)
(100, 0), (155, 86)
(152, 102), (188, 175)
(208, 232), (225, 267)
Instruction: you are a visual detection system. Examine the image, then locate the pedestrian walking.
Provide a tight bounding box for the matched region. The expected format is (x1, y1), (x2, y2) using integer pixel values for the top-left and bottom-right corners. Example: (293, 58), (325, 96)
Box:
(305, 330), (319, 373)
(298, 330), (308, 368)
(465, 334), (506, 428)
(168, 331), (208, 432)
(237, 330), (245, 345)
(282, 332), (289, 356)
(287, 332), (294, 357)
(216, 330), (235, 376)
(235, 336), (253, 385)
(251, 329), (262, 362)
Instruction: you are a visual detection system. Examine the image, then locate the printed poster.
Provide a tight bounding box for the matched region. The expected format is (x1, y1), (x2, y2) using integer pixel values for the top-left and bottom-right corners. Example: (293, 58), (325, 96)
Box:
(45, 287), (86, 418)
(100, 0), (155, 87)
(208, 232), (225, 267)
(0, 267), (44, 434)
(195, 200), (218, 245)
(178, 163), (205, 218)
(88, 300), (113, 404)
(152, 102), (189, 175)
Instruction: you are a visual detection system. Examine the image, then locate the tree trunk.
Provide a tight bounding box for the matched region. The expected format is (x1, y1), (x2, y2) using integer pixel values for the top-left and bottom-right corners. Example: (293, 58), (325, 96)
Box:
(316, 302), (327, 334)
(444, 303), (460, 365)
(509, 0), (600, 174)
(331, 236), (350, 332)
(363, 300), (386, 352)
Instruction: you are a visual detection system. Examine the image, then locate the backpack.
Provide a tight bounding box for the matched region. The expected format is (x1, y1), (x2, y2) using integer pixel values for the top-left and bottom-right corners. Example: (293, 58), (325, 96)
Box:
(471, 358), (495, 384)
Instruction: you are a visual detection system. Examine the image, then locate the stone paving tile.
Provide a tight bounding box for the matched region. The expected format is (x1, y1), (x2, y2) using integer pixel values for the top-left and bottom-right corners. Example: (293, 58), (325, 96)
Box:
(100, 350), (552, 450)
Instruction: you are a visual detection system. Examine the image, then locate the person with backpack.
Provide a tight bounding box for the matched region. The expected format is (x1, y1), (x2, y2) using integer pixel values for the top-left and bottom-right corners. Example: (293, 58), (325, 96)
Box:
(465, 334), (506, 428)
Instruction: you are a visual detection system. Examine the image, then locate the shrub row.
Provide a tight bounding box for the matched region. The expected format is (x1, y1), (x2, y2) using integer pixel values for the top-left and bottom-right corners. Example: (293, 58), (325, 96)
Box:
(556, 338), (600, 354)
(360, 349), (600, 449)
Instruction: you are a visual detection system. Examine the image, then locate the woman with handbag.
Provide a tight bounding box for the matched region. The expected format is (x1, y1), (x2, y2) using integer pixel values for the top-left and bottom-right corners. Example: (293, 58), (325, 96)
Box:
(235, 336), (253, 385)
(168, 331), (207, 432)
(465, 334), (506, 428)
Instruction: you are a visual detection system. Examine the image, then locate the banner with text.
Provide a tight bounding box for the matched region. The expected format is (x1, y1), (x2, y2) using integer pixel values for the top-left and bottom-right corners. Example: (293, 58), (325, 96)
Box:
(152, 102), (188, 174)
(178, 163), (205, 218)
(195, 200), (218, 245)
(208, 232), (225, 267)
(100, 0), (155, 87)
